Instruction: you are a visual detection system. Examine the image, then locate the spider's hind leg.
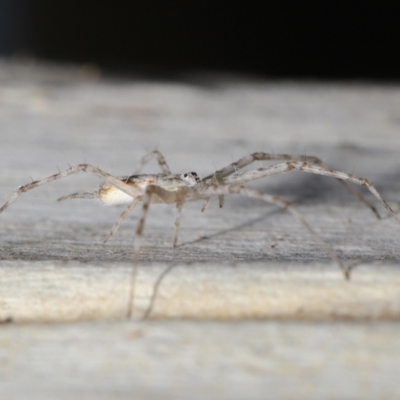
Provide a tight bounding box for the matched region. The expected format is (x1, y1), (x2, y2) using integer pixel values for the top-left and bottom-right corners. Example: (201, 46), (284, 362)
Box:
(0, 164), (142, 225)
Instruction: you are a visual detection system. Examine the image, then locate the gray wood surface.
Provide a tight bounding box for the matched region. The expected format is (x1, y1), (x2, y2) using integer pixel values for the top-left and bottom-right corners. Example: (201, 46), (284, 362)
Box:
(1, 59), (400, 399)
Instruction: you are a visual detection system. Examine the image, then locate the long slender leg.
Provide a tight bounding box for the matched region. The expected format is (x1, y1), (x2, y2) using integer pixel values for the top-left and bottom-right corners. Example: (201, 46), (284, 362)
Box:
(202, 152), (323, 182)
(197, 184), (349, 279)
(202, 152), (380, 218)
(127, 185), (185, 319)
(58, 191), (98, 201)
(0, 164), (142, 215)
(173, 200), (184, 247)
(133, 150), (171, 174)
(201, 195), (224, 212)
(58, 151), (170, 202)
(201, 153), (321, 212)
(103, 198), (141, 243)
(59, 152), (170, 238)
(222, 161), (400, 224)
(58, 151), (169, 202)
(59, 152), (172, 238)
(201, 198), (210, 212)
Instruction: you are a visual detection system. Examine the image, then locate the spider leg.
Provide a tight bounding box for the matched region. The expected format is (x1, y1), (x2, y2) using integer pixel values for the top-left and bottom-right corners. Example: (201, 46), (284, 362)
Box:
(173, 198), (185, 247)
(103, 198), (141, 243)
(202, 152), (320, 213)
(0, 164), (141, 215)
(202, 152), (380, 219)
(225, 161), (400, 224)
(293, 162), (399, 223)
(204, 153), (314, 209)
(202, 152), (323, 182)
(57, 191), (99, 201)
(127, 185), (187, 319)
(200, 196), (223, 211)
(198, 184), (350, 279)
(133, 150), (171, 174)
(201, 198), (210, 212)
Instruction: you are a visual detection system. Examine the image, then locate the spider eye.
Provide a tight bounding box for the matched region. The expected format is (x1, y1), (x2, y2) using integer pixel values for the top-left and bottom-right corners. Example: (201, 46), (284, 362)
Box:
(191, 172), (197, 176)
(184, 173), (188, 177)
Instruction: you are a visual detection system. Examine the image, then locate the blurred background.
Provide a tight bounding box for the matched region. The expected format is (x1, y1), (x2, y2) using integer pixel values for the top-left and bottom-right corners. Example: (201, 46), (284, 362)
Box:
(1, 1), (399, 79)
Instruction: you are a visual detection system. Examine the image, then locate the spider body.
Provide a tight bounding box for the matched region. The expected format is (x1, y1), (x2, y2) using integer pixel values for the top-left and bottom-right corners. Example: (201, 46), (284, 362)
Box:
(60, 172), (201, 206)
(1, 150), (399, 318)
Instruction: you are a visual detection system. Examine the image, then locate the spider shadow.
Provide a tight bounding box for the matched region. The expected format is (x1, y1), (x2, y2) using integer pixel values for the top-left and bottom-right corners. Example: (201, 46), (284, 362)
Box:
(258, 171), (357, 205)
(177, 207), (284, 248)
(141, 252), (381, 321)
(142, 261), (179, 320)
(141, 203), (289, 319)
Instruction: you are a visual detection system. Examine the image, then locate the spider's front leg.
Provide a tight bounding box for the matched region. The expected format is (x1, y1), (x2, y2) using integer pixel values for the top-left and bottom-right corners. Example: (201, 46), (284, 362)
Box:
(202, 152), (323, 183)
(202, 152), (380, 219)
(229, 161), (400, 225)
(200, 152), (323, 213)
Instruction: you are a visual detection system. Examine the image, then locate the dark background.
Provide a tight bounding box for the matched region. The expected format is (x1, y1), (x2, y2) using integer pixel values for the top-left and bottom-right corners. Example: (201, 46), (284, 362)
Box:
(1, 1), (399, 80)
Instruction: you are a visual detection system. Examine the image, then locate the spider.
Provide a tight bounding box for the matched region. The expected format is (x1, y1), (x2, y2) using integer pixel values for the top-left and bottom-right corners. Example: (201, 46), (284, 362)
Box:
(1, 150), (399, 319)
